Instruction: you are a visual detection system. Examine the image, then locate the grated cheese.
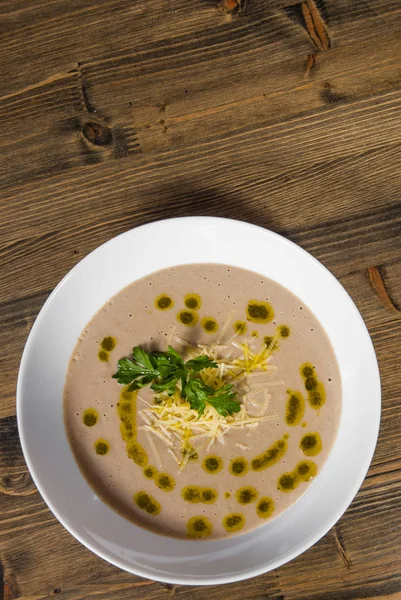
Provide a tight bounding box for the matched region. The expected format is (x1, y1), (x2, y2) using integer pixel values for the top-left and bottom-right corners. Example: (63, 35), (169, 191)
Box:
(138, 321), (285, 469)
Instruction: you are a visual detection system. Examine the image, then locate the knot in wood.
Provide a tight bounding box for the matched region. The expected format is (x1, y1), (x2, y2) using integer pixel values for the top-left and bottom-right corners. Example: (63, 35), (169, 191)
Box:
(82, 122), (112, 146)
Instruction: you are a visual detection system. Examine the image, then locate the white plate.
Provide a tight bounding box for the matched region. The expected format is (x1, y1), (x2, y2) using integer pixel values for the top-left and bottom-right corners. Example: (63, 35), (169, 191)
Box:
(17, 217), (381, 585)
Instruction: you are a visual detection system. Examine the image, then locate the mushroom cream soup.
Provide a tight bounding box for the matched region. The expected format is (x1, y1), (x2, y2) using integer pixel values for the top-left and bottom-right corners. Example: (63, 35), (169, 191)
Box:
(64, 264), (341, 539)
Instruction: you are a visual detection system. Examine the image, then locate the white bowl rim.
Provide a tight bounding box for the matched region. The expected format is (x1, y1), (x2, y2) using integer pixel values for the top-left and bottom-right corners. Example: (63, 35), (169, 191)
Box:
(17, 216), (381, 585)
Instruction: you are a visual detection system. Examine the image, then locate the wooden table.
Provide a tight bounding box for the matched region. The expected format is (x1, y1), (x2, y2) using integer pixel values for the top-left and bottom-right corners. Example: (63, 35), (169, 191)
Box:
(1, 0), (401, 598)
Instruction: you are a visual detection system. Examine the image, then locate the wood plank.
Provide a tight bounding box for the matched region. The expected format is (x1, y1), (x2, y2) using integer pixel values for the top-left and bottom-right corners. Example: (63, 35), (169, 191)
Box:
(1, 290), (400, 596)
(1, 257), (400, 423)
(1, 416), (400, 599)
(0, 0), (400, 188)
(0, 0), (302, 98)
(1, 0), (401, 597)
(1, 310), (400, 595)
(0, 88), (400, 309)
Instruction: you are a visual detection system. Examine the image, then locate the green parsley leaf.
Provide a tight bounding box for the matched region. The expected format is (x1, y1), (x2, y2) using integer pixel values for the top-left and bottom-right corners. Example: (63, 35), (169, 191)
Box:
(133, 346), (157, 371)
(128, 375), (155, 392)
(112, 357), (158, 386)
(207, 384), (241, 417)
(185, 378), (211, 415)
(113, 346), (239, 416)
(185, 355), (217, 372)
(185, 380), (241, 416)
(166, 345), (184, 365)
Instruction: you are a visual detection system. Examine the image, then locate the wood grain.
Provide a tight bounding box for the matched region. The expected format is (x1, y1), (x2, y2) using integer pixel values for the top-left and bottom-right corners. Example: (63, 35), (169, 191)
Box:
(366, 266), (400, 313)
(1, 0), (401, 598)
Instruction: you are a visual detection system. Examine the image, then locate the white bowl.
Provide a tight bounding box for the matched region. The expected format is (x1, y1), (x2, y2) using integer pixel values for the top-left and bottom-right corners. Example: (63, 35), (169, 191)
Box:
(17, 217), (381, 585)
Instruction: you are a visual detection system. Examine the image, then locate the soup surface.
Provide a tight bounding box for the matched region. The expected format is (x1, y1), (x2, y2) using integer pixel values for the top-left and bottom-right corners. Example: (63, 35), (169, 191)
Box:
(64, 264), (341, 539)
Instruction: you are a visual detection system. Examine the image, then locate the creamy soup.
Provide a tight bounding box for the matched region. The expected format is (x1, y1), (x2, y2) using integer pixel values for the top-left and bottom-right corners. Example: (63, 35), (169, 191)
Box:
(64, 264), (341, 539)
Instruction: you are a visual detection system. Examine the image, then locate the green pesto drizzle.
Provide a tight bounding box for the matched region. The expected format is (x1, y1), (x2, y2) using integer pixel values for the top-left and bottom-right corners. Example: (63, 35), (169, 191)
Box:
(236, 486), (259, 504)
(246, 300), (274, 323)
(184, 294), (201, 310)
(256, 497), (275, 519)
(134, 491), (161, 516)
(278, 325), (290, 338)
(234, 321), (247, 335)
(202, 455), (223, 474)
(98, 349), (109, 362)
(155, 294), (174, 310)
(285, 390), (305, 426)
(251, 437), (288, 471)
(222, 513), (245, 532)
(143, 466), (157, 479)
(201, 317), (218, 333)
(94, 438), (110, 455)
(82, 408), (98, 427)
(229, 457), (249, 477)
(277, 460), (317, 492)
(186, 516), (212, 538)
(101, 336), (116, 351)
(176, 310), (198, 327)
(181, 486), (218, 504)
(300, 432), (322, 456)
(300, 363), (327, 410)
(116, 388), (148, 467)
(155, 472), (175, 492)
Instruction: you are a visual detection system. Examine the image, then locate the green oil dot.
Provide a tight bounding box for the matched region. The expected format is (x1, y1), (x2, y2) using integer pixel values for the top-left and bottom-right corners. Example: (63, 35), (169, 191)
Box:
(310, 391), (324, 408)
(300, 432), (322, 456)
(201, 488), (217, 503)
(182, 443), (198, 462)
(301, 365), (314, 378)
(236, 486), (258, 504)
(222, 513), (245, 533)
(300, 363), (326, 410)
(186, 516), (212, 538)
(279, 325), (290, 338)
(182, 486), (201, 503)
(182, 485), (217, 504)
(256, 497), (275, 519)
(234, 321), (247, 335)
(126, 440), (148, 467)
(143, 466), (157, 479)
(184, 294), (201, 310)
(285, 390), (305, 427)
(100, 336), (116, 351)
(177, 310), (198, 327)
(277, 472), (299, 492)
(181, 442), (199, 461)
(296, 460), (317, 481)
(225, 492), (231, 499)
(277, 461), (317, 492)
(251, 330), (259, 337)
(201, 317), (218, 333)
(98, 349), (109, 362)
(264, 336), (278, 351)
(251, 438), (288, 471)
(94, 439), (110, 456)
(155, 294), (174, 310)
(246, 300), (274, 324)
(229, 457), (249, 477)
(305, 376), (318, 391)
(134, 491), (161, 516)
(82, 408), (98, 427)
(156, 472), (175, 492)
(117, 388), (136, 443)
(202, 455), (223, 474)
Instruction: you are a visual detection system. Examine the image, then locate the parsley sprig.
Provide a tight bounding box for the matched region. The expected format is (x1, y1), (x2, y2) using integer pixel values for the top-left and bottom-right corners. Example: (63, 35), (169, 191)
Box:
(113, 346), (241, 417)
